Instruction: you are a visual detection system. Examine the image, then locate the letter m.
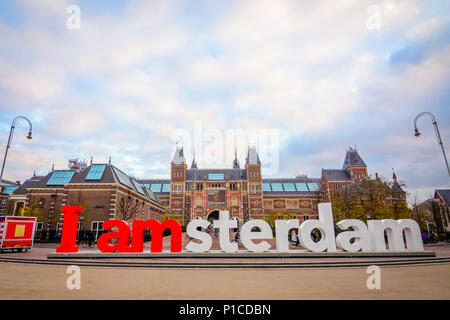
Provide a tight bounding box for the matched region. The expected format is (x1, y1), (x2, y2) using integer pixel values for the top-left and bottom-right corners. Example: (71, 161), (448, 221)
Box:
(367, 219), (424, 252)
(131, 219), (182, 252)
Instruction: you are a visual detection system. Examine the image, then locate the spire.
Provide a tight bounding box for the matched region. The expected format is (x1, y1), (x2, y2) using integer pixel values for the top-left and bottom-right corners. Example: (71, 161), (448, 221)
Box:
(232, 147), (240, 169)
(191, 150), (198, 169)
(51, 163), (54, 172)
(90, 156), (93, 165)
(392, 168), (397, 181)
(172, 145), (186, 165)
(246, 146), (261, 165)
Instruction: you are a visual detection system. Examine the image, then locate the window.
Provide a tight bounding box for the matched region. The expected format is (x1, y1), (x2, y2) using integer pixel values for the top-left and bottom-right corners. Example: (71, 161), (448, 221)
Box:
(262, 183), (271, 192)
(91, 221), (104, 231)
(196, 184), (203, 191)
(86, 164), (106, 180)
(251, 184), (260, 194)
(173, 184), (182, 194)
(150, 184), (162, 192)
(47, 170), (75, 185)
(295, 183), (308, 191)
(112, 167), (134, 189)
(162, 184), (171, 192)
(230, 183), (237, 191)
(283, 183), (296, 191)
(271, 183), (283, 192)
(36, 222), (43, 230)
(1, 186), (18, 195)
(0, 199), (7, 207)
(208, 173), (224, 180)
(307, 183), (319, 191)
(91, 221), (104, 240)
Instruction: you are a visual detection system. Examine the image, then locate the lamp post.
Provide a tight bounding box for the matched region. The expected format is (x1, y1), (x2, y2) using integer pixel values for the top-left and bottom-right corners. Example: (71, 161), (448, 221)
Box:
(0, 116), (33, 184)
(414, 112), (450, 178)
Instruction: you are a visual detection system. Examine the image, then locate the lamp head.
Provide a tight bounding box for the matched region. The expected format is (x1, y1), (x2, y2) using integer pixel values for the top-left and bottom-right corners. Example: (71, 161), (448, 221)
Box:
(26, 131), (32, 140)
(414, 128), (421, 137)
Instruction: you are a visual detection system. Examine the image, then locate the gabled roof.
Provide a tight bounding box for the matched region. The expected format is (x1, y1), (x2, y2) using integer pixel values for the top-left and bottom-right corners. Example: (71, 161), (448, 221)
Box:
(0, 179), (18, 186)
(343, 148), (366, 169)
(14, 164), (162, 206)
(322, 169), (351, 182)
(435, 189), (450, 205)
(13, 175), (46, 195)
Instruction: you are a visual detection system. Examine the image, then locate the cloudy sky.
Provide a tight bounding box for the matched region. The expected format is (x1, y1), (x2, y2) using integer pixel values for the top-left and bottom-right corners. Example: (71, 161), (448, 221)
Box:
(0, 0), (449, 202)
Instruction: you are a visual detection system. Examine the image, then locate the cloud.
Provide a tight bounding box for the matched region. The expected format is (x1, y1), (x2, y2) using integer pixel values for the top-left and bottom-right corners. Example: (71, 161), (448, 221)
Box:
(0, 0), (449, 203)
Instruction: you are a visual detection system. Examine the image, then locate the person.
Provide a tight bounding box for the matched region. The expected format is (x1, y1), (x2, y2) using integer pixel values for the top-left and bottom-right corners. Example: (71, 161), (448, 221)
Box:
(214, 228), (218, 238)
(311, 230), (317, 242)
(233, 232), (240, 244)
(86, 232), (93, 247)
(290, 231), (297, 247)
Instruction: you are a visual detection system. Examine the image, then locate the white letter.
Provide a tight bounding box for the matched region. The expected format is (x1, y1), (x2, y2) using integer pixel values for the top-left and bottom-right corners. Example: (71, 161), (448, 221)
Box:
(368, 219), (424, 252)
(299, 203), (337, 252)
(275, 219), (299, 252)
(240, 219), (272, 252)
(213, 211), (237, 252)
(66, 265), (81, 290)
(185, 219), (212, 252)
(336, 219), (371, 252)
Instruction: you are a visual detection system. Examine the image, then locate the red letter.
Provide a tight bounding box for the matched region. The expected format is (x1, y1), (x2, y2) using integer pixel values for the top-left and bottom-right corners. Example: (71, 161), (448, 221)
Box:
(56, 206), (82, 253)
(130, 219), (182, 252)
(97, 220), (131, 253)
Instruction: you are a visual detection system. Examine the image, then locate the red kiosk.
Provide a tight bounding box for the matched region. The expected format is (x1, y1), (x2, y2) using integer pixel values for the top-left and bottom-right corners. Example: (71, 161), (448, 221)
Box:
(0, 216), (37, 252)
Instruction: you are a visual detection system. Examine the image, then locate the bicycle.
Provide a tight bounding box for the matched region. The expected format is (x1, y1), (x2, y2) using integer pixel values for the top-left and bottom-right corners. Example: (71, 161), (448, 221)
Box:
(80, 239), (96, 248)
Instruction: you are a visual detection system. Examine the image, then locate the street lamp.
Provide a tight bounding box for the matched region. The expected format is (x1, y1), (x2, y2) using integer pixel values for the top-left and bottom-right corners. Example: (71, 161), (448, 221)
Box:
(414, 112), (450, 178)
(0, 116), (33, 184)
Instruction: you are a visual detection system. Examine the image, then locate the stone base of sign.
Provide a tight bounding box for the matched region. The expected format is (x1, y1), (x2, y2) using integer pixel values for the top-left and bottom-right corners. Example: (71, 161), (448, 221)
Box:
(48, 250), (435, 259)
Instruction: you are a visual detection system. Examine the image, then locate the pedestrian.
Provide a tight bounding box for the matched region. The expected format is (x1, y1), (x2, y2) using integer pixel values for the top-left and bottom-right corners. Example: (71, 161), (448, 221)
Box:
(290, 231), (297, 247)
(233, 232), (240, 243)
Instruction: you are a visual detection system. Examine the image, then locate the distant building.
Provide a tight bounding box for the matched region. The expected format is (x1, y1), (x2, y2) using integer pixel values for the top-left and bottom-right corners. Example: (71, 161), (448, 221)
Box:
(434, 189), (450, 233)
(5, 164), (164, 237)
(139, 146), (404, 227)
(2, 146), (407, 231)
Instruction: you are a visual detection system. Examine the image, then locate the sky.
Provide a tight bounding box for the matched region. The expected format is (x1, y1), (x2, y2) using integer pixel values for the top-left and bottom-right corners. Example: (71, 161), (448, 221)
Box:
(0, 0), (449, 203)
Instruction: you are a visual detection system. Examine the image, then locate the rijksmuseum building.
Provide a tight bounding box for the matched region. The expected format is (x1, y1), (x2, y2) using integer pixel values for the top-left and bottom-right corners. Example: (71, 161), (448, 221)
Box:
(138, 145), (404, 226)
(0, 145), (405, 233)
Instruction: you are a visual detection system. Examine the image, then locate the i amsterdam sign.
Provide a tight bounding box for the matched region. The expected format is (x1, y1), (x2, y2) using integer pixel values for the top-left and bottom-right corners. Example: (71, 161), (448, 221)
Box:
(56, 203), (426, 254)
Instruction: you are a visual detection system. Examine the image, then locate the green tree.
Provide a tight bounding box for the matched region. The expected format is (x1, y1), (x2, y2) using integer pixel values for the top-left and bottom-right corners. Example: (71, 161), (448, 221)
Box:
(331, 184), (364, 221)
(353, 175), (392, 221)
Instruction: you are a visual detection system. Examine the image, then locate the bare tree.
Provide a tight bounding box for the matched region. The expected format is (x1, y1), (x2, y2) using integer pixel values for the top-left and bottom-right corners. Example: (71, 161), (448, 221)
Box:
(117, 192), (138, 222)
(409, 193), (429, 231)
